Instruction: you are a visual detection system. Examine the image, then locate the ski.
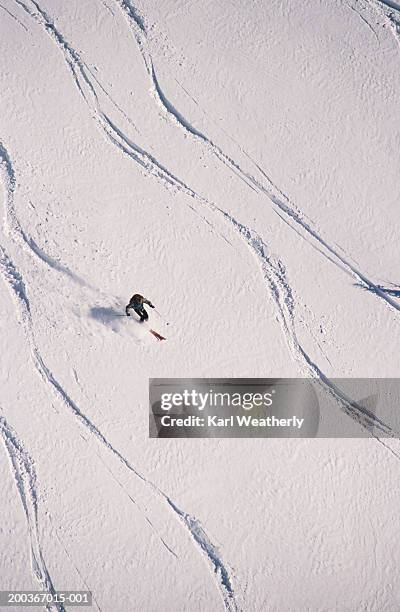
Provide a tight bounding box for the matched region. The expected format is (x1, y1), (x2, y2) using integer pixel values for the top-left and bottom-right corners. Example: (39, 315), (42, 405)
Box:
(149, 329), (166, 341)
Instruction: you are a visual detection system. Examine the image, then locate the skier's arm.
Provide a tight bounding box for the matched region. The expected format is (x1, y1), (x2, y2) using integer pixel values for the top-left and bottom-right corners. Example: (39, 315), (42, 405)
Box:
(143, 298), (155, 308)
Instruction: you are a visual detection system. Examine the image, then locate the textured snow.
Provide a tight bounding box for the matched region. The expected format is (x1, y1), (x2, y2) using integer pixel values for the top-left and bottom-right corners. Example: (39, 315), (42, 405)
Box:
(1, 0), (400, 610)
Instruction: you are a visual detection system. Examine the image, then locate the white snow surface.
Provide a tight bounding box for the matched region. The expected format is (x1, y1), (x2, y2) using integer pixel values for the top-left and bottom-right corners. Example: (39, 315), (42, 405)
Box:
(1, 0), (400, 610)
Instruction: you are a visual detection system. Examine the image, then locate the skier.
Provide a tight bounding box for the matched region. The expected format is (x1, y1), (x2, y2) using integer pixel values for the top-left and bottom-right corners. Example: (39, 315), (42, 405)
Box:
(126, 293), (155, 321)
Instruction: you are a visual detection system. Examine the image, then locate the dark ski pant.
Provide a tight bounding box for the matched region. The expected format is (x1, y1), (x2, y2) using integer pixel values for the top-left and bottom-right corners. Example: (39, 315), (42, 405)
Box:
(126, 303), (148, 321)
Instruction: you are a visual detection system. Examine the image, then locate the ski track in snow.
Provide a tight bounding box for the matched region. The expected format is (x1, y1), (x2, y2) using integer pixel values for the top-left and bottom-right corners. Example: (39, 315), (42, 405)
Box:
(0, 0), (28, 30)
(14, 0), (140, 134)
(347, 0), (380, 41)
(0, 141), (136, 311)
(167, 498), (236, 604)
(100, 1), (114, 18)
(372, 0), (400, 48)
(0, 140), (94, 289)
(49, 515), (103, 612)
(354, 0), (400, 52)
(0, 414), (65, 612)
(376, 0), (400, 11)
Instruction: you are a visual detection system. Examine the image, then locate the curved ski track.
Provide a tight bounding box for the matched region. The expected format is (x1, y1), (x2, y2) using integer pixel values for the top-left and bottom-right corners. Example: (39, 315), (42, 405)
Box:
(0, 141), (92, 288)
(0, 1), (28, 30)
(347, 0), (380, 40)
(371, 0), (400, 48)
(375, 0), (400, 13)
(0, 413), (65, 612)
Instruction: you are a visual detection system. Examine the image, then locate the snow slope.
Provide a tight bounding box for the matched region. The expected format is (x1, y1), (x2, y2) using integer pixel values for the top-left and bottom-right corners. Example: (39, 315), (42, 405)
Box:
(1, 0), (400, 609)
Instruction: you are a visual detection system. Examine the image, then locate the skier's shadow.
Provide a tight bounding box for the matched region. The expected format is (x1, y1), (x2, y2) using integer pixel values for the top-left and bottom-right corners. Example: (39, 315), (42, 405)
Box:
(89, 306), (126, 326)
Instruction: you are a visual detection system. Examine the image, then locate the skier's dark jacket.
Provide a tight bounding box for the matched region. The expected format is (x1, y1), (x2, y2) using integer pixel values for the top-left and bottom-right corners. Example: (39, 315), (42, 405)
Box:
(127, 294), (154, 314)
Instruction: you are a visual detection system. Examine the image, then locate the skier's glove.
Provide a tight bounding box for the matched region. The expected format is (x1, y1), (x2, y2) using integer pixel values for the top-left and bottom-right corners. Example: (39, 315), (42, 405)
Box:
(150, 303), (155, 308)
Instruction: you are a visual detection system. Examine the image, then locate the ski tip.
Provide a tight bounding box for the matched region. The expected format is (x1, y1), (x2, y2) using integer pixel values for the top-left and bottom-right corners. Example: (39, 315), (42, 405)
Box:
(149, 329), (166, 341)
